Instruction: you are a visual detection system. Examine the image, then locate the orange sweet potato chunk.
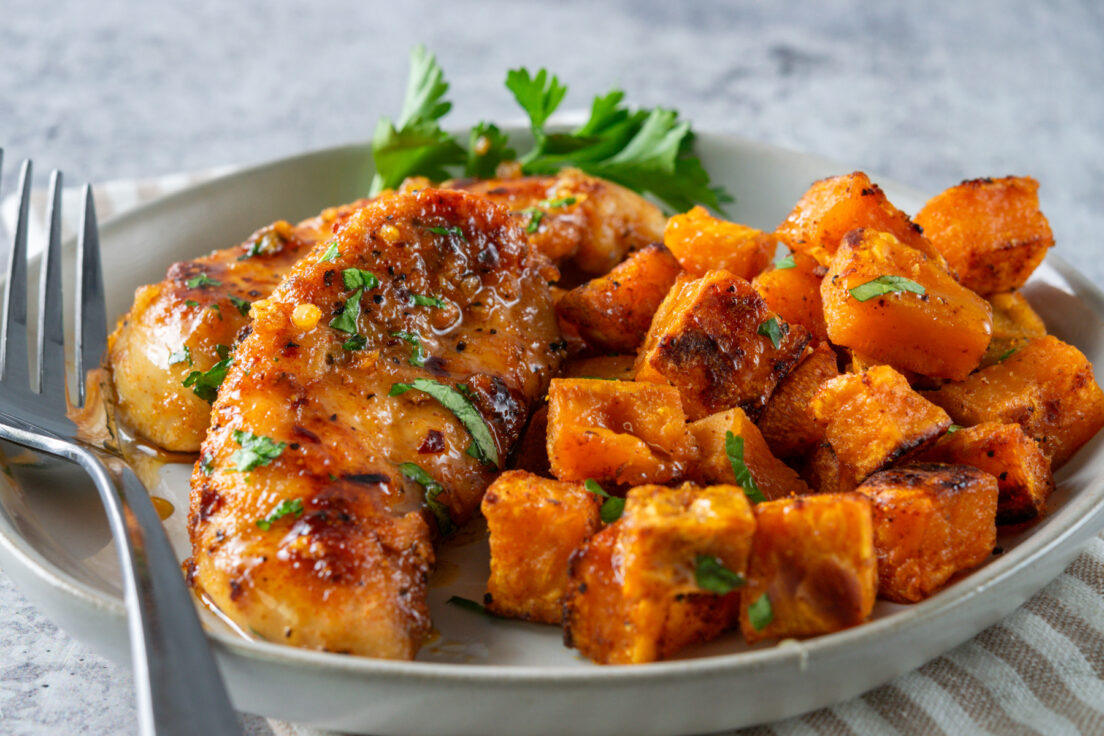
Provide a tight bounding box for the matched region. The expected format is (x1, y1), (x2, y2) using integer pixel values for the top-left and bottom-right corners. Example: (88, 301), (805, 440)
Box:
(481, 471), (601, 623)
(739, 493), (876, 644)
(689, 408), (809, 500)
(798, 442), (859, 495)
(811, 365), (952, 482)
(757, 343), (840, 459)
(980, 291), (1047, 368)
(914, 176), (1054, 295)
(664, 206), (776, 280)
(774, 172), (942, 266)
(635, 270), (810, 420)
(917, 422), (1054, 525)
(563, 522), (741, 664)
(557, 243), (684, 353)
(821, 229), (993, 380)
(752, 251), (829, 343)
(924, 336), (1104, 469)
(857, 464), (997, 603)
(546, 378), (696, 485)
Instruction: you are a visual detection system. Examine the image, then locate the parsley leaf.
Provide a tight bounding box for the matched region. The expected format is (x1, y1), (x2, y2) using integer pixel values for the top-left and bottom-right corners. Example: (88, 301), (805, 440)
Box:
(319, 241), (341, 262)
(583, 478), (625, 524)
(329, 288), (364, 334)
(342, 268), (380, 291)
(947, 424), (963, 434)
(748, 592), (773, 631)
(411, 293), (446, 308)
(391, 330), (427, 366)
(694, 555), (746, 595)
(229, 295), (251, 317)
(369, 45), (465, 195)
(466, 121), (515, 179)
(182, 351), (233, 403)
(342, 335), (367, 351)
(757, 317), (783, 349)
(506, 68), (568, 149)
(425, 224), (467, 241)
(519, 207), (544, 233)
(776, 253), (796, 270)
(199, 453), (214, 476)
(389, 378), (499, 467)
(230, 430), (287, 473)
(998, 346), (1020, 362)
(185, 273), (221, 289)
(255, 497), (303, 531)
(400, 461), (454, 534)
(850, 275), (926, 302)
(540, 196), (577, 208)
(184, 299), (200, 308)
(168, 345), (193, 367)
(239, 229), (286, 261)
(725, 431), (766, 504)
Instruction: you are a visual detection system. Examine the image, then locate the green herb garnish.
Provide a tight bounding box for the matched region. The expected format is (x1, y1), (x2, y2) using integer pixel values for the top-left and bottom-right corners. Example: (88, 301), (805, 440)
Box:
(230, 430), (287, 473)
(400, 461), (454, 534)
(748, 592), (773, 631)
(229, 295), (252, 317)
(757, 317), (783, 349)
(466, 122), (515, 179)
(519, 207), (544, 233)
(540, 196), (577, 208)
(184, 299), (200, 308)
(947, 424), (963, 434)
(319, 241), (341, 262)
(694, 555), (746, 595)
(389, 378), (499, 467)
(199, 453), (214, 476)
(185, 273), (221, 289)
(329, 289), (364, 334)
(411, 293), (447, 308)
(725, 431), (766, 504)
(342, 268), (380, 291)
(849, 275), (926, 302)
(426, 224), (466, 241)
(391, 331), (427, 366)
(255, 498), (303, 531)
(342, 335), (367, 351)
(182, 348), (233, 403)
(583, 478), (625, 524)
(998, 346), (1020, 362)
(776, 253), (796, 270)
(168, 345), (193, 367)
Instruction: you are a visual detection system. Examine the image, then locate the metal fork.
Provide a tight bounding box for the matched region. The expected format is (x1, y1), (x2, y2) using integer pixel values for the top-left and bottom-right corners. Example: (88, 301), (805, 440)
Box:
(0, 152), (241, 736)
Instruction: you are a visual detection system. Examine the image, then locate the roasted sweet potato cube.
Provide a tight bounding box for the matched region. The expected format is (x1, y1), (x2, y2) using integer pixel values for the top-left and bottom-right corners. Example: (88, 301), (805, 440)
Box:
(821, 229), (993, 380)
(917, 422), (1054, 524)
(664, 206), (776, 279)
(757, 343), (840, 459)
(914, 176), (1054, 295)
(689, 408), (809, 499)
(925, 336), (1104, 469)
(752, 251), (829, 343)
(798, 442), (859, 495)
(857, 464), (997, 603)
(739, 493), (876, 644)
(980, 291), (1048, 368)
(635, 270), (810, 420)
(560, 354), (637, 381)
(774, 172), (942, 266)
(557, 244), (684, 353)
(481, 471), (601, 623)
(563, 522), (741, 664)
(811, 365), (952, 482)
(546, 378), (695, 485)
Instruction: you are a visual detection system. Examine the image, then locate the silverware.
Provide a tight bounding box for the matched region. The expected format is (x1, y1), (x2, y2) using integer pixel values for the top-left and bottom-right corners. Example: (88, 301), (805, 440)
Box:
(0, 152), (241, 736)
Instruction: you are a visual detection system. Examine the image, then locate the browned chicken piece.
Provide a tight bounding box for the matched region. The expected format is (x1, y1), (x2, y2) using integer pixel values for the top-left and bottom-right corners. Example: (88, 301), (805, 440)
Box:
(451, 167), (666, 275)
(108, 200), (371, 452)
(188, 189), (562, 659)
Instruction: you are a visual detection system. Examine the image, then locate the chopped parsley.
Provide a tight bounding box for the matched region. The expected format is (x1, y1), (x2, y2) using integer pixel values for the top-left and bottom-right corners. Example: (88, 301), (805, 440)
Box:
(342, 334), (367, 351)
(182, 346), (232, 403)
(199, 453), (214, 476)
(757, 317), (783, 349)
(540, 196), (577, 209)
(947, 424), (963, 434)
(168, 345), (193, 367)
(255, 498), (303, 531)
(329, 288), (364, 334)
(400, 461), (453, 534)
(776, 253), (796, 270)
(319, 241), (341, 262)
(185, 273), (221, 289)
(426, 224), (466, 241)
(389, 378), (499, 467)
(184, 299), (200, 308)
(998, 346), (1020, 362)
(239, 230), (285, 261)
(466, 121), (515, 179)
(725, 431), (766, 504)
(208, 303), (222, 319)
(694, 555), (746, 595)
(411, 293), (447, 308)
(584, 478), (625, 524)
(748, 592), (773, 631)
(342, 268), (380, 291)
(230, 430), (287, 472)
(229, 295), (252, 317)
(849, 275), (926, 302)
(391, 331), (427, 366)
(519, 207), (544, 233)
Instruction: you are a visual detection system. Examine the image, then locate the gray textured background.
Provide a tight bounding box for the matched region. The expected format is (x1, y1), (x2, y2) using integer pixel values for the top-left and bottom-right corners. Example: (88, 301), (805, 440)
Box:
(2, 0), (1103, 733)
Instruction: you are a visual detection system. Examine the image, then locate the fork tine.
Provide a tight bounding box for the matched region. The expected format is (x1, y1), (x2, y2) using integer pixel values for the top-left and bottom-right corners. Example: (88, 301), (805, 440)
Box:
(36, 170), (66, 406)
(75, 184), (106, 408)
(0, 159), (33, 390)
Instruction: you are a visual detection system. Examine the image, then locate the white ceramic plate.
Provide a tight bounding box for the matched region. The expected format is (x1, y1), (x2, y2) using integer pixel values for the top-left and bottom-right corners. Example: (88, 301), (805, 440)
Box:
(2, 134), (1104, 736)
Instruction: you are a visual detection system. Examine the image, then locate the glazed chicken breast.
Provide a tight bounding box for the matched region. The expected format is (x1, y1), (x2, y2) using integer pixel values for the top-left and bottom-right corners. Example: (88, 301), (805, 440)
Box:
(188, 188), (562, 658)
(109, 171), (663, 453)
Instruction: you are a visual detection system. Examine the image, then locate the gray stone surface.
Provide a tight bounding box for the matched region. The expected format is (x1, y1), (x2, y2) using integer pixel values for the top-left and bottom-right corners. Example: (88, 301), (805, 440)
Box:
(1, 0), (1102, 733)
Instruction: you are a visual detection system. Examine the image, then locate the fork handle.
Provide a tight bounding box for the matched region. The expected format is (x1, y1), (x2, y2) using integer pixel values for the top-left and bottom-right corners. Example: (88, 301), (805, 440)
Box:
(76, 449), (242, 736)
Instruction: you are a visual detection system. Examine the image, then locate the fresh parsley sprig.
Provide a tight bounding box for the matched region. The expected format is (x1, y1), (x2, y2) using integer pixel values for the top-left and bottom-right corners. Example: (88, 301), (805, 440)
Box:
(399, 462), (454, 534)
(389, 378), (500, 467)
(725, 431), (766, 505)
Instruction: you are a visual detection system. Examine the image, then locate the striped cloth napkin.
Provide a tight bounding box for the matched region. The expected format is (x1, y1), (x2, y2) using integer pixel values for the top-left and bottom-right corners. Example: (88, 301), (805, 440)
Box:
(4, 171), (1103, 736)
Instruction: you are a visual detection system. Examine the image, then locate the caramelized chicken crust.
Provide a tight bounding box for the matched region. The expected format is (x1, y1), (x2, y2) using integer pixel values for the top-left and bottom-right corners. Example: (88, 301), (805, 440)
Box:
(188, 189), (562, 658)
